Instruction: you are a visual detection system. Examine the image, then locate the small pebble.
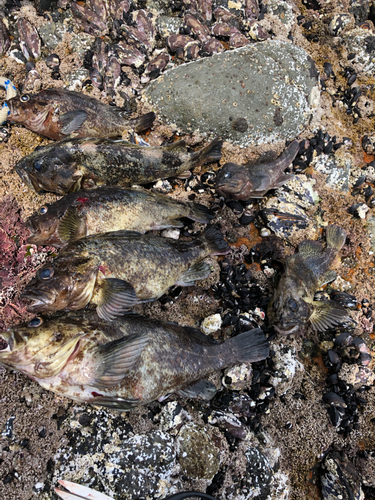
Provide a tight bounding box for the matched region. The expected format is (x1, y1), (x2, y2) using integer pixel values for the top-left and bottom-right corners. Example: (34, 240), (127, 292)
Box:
(201, 313), (222, 334)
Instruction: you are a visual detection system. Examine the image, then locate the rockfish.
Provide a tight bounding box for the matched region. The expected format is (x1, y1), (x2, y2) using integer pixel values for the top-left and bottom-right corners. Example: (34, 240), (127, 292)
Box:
(6, 88), (155, 140)
(0, 312), (269, 410)
(26, 186), (214, 247)
(22, 225), (229, 320)
(15, 136), (223, 195)
(215, 140), (299, 200)
(268, 225), (352, 334)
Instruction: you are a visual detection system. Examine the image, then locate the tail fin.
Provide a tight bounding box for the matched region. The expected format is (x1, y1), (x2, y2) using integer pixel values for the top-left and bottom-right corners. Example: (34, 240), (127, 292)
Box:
(131, 112), (156, 132)
(204, 224), (229, 255)
(187, 202), (215, 223)
(191, 138), (223, 167)
(227, 328), (269, 363)
(326, 225), (346, 251)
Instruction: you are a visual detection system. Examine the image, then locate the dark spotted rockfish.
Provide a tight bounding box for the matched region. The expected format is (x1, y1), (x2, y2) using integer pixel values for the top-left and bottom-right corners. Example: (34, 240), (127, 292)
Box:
(268, 225), (352, 335)
(26, 186), (214, 247)
(0, 312), (269, 410)
(15, 136), (222, 195)
(215, 140), (299, 200)
(22, 225), (229, 320)
(3, 88), (155, 139)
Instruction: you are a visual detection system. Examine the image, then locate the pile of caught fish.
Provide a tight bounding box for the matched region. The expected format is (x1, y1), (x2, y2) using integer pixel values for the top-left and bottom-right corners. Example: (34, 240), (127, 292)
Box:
(0, 76), (355, 414)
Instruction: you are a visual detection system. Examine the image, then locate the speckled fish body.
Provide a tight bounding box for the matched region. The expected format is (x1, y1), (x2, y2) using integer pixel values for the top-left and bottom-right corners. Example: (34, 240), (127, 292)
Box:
(26, 186), (214, 247)
(0, 312), (269, 410)
(22, 225), (229, 320)
(6, 88), (155, 140)
(15, 136), (223, 195)
(268, 225), (351, 334)
(215, 140), (299, 200)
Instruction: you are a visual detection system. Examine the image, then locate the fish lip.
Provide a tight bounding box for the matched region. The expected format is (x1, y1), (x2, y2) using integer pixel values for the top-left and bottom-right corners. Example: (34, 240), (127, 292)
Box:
(21, 289), (53, 311)
(15, 166), (42, 193)
(274, 324), (301, 335)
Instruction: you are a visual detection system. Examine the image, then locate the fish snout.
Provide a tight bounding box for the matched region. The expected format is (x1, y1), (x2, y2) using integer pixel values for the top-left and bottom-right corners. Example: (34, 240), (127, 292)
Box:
(15, 164), (43, 193)
(21, 287), (56, 312)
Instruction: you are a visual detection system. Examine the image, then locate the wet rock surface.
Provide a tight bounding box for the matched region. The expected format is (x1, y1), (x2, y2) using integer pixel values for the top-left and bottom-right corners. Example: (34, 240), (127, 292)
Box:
(0, 1), (375, 500)
(145, 41), (320, 146)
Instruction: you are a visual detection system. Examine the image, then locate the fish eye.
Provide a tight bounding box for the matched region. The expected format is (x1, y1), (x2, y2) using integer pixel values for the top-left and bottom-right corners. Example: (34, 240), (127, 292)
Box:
(20, 94), (30, 102)
(39, 266), (54, 280)
(287, 298), (298, 311)
(39, 205), (48, 215)
(0, 337), (9, 350)
(28, 317), (44, 328)
(34, 160), (44, 172)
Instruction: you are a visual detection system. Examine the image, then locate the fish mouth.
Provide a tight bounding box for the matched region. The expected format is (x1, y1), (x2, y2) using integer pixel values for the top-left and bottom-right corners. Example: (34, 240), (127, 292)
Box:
(21, 289), (56, 312)
(15, 166), (44, 193)
(274, 323), (302, 335)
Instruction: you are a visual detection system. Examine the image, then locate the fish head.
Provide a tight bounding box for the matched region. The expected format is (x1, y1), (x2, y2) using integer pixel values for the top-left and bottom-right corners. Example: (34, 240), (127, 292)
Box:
(0, 316), (83, 378)
(27, 199), (86, 247)
(270, 288), (312, 335)
(26, 202), (61, 246)
(6, 92), (49, 128)
(21, 256), (98, 314)
(215, 163), (253, 200)
(15, 146), (83, 195)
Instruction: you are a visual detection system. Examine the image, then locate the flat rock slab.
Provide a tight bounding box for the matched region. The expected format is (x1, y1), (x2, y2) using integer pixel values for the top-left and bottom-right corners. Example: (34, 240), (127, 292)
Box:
(145, 41), (320, 146)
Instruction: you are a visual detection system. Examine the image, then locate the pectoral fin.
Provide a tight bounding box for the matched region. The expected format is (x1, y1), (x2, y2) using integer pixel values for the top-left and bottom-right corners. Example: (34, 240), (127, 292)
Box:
(175, 261), (211, 286)
(318, 270), (337, 287)
(177, 379), (217, 400)
(89, 394), (140, 410)
(57, 206), (86, 243)
(60, 110), (88, 135)
(309, 300), (352, 332)
(164, 139), (187, 152)
(92, 332), (149, 388)
(96, 278), (138, 321)
(273, 173), (294, 188)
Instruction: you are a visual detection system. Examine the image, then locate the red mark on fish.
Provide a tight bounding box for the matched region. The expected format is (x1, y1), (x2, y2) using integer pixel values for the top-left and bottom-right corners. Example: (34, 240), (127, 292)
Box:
(98, 265), (108, 275)
(91, 391), (104, 397)
(76, 197), (89, 205)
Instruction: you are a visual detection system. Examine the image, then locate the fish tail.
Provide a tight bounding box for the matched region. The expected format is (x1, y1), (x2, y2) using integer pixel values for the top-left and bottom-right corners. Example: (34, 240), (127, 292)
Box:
(131, 112), (156, 132)
(226, 328), (269, 364)
(187, 203), (215, 223)
(326, 225), (346, 251)
(190, 137), (223, 167)
(204, 224), (229, 255)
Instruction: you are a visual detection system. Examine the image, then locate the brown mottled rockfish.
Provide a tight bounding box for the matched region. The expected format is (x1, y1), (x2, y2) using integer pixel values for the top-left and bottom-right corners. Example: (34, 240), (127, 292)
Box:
(268, 225), (352, 335)
(26, 186), (214, 248)
(215, 140), (299, 200)
(6, 88), (155, 140)
(22, 225), (229, 320)
(15, 136), (222, 195)
(0, 312), (269, 410)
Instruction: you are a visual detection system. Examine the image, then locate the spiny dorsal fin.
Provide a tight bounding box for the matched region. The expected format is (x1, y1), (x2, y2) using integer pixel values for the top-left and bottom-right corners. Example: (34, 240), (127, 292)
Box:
(297, 240), (323, 257)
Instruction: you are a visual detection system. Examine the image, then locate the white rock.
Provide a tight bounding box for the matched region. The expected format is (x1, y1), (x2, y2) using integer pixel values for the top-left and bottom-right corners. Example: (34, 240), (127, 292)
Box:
(161, 229), (180, 239)
(201, 313), (222, 334)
